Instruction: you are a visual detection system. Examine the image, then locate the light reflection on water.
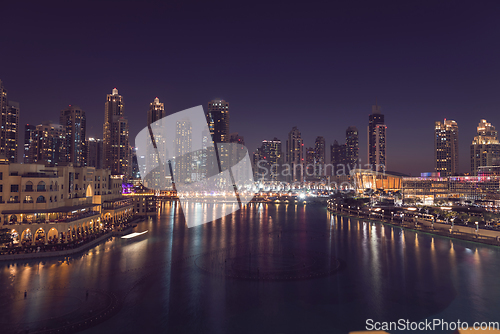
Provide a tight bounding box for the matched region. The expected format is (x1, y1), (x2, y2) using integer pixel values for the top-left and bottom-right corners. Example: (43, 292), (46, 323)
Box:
(0, 203), (499, 333)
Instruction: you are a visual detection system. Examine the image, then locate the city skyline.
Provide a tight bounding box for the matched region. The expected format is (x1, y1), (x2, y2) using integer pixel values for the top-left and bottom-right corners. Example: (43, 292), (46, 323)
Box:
(7, 77), (500, 176)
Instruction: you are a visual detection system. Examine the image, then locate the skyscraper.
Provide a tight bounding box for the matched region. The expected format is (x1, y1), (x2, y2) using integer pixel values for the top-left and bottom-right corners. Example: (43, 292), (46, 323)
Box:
(103, 88), (130, 176)
(4, 101), (19, 163)
(206, 100), (230, 143)
(87, 137), (103, 169)
(0, 80), (19, 163)
(286, 126), (303, 182)
(147, 97), (165, 126)
(30, 122), (66, 166)
(305, 147), (316, 179)
(345, 126), (359, 170)
(207, 100), (230, 170)
(260, 137), (282, 181)
(24, 124), (36, 163)
(174, 119), (192, 184)
(330, 140), (346, 175)
(470, 119), (500, 175)
(435, 119), (459, 177)
(0, 80), (7, 160)
(228, 133), (246, 170)
(60, 105), (86, 166)
(314, 136), (326, 179)
(368, 104), (386, 172)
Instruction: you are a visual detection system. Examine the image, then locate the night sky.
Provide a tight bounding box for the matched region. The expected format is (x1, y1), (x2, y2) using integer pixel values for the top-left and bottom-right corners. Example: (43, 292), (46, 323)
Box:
(2, 0), (500, 175)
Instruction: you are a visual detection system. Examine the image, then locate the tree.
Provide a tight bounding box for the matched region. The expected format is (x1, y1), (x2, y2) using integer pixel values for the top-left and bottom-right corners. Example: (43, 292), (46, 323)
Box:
(0, 228), (12, 247)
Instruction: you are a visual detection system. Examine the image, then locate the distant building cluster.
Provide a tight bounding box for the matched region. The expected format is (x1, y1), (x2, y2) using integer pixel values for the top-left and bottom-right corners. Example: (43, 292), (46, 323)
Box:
(252, 105), (386, 184)
(434, 118), (500, 177)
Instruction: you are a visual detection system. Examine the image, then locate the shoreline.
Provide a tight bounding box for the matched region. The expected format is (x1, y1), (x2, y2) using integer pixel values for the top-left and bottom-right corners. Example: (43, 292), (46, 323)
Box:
(0, 217), (146, 262)
(329, 207), (500, 248)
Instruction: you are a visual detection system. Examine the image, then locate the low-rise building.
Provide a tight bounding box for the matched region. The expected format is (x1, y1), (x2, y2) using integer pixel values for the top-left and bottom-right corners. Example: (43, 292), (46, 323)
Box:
(0, 163), (134, 245)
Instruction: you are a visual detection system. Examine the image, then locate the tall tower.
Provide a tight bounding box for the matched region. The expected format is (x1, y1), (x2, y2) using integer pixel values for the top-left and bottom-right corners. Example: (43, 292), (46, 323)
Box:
(330, 140), (346, 175)
(147, 97), (165, 126)
(24, 124), (36, 163)
(286, 126), (303, 182)
(60, 105), (86, 166)
(260, 137), (282, 181)
(0, 80), (7, 160)
(0, 80), (19, 163)
(470, 119), (500, 175)
(206, 100), (229, 143)
(4, 101), (19, 163)
(368, 104), (386, 172)
(103, 88), (129, 176)
(345, 126), (359, 170)
(435, 119), (459, 176)
(207, 99), (230, 169)
(314, 136), (326, 179)
(174, 119), (192, 183)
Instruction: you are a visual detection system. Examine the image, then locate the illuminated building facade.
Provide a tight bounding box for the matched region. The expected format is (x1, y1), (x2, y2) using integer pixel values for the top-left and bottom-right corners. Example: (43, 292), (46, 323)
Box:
(259, 138), (282, 181)
(0, 163), (134, 245)
(0, 80), (7, 160)
(147, 97), (165, 126)
(0, 80), (19, 163)
(4, 101), (19, 163)
(174, 119), (192, 184)
(470, 119), (500, 175)
(435, 119), (458, 177)
(24, 124), (36, 163)
(286, 126), (303, 182)
(60, 105), (86, 166)
(206, 99), (229, 143)
(368, 104), (386, 172)
(345, 126), (359, 169)
(103, 88), (129, 176)
(29, 122), (66, 166)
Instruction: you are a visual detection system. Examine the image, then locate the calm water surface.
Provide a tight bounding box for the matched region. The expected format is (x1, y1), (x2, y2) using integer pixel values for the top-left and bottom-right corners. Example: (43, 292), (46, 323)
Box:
(1, 201), (499, 333)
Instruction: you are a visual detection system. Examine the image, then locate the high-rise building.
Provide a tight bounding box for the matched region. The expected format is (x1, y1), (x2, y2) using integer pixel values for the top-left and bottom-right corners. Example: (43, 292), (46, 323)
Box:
(252, 147), (263, 179)
(174, 119), (192, 184)
(60, 105), (86, 166)
(87, 138), (103, 169)
(368, 104), (386, 172)
(313, 136), (326, 179)
(4, 101), (19, 163)
(286, 126), (303, 182)
(24, 124), (36, 163)
(103, 88), (130, 176)
(0, 80), (7, 160)
(206, 100), (229, 143)
(470, 119), (500, 175)
(228, 133), (246, 170)
(0, 80), (19, 163)
(147, 97), (165, 125)
(330, 140), (346, 175)
(260, 137), (282, 181)
(435, 119), (459, 177)
(305, 147), (316, 180)
(345, 126), (359, 169)
(30, 122), (66, 166)
(206, 99), (230, 170)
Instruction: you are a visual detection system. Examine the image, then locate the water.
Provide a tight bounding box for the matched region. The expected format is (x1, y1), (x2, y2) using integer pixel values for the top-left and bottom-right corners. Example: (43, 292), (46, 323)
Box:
(1, 201), (500, 333)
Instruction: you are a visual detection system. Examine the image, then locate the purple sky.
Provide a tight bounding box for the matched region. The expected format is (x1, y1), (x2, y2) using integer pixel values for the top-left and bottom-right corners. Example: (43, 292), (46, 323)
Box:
(2, 0), (500, 175)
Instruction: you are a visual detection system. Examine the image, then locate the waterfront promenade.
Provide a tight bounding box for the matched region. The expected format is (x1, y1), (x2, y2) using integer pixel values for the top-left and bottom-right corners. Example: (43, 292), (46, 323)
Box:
(328, 202), (500, 247)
